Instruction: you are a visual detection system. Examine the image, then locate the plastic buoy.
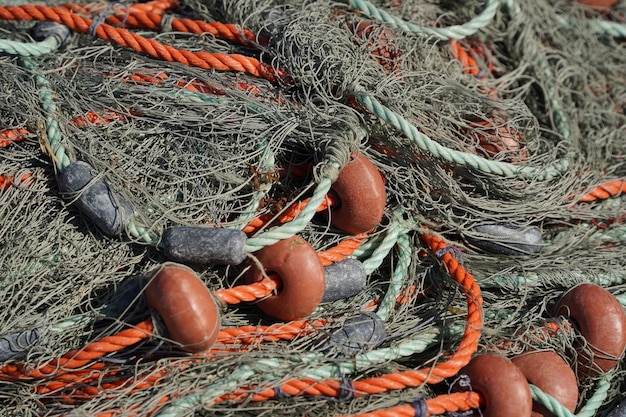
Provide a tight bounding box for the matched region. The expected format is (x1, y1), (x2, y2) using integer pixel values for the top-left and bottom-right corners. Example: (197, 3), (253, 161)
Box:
(458, 353), (533, 417)
(145, 262), (221, 353)
(244, 236), (325, 321)
(325, 154), (386, 234)
(555, 283), (626, 376)
(512, 351), (578, 417)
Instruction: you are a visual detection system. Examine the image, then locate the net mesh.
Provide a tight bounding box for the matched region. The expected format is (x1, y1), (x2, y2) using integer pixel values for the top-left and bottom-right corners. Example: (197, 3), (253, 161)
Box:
(0, 0), (625, 415)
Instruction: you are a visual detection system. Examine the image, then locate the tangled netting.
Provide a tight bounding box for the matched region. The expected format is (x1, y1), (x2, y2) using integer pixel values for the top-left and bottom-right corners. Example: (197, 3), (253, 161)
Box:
(1, 0), (625, 415)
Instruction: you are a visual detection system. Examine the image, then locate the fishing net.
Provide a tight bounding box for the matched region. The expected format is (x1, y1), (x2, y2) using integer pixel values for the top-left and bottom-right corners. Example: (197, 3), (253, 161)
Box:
(0, 0), (625, 415)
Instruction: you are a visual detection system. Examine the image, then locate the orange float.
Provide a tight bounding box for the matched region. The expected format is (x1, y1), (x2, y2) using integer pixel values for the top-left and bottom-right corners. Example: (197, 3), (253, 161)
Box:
(555, 283), (626, 376)
(244, 236), (325, 321)
(145, 262), (221, 352)
(512, 351), (578, 417)
(326, 154), (386, 234)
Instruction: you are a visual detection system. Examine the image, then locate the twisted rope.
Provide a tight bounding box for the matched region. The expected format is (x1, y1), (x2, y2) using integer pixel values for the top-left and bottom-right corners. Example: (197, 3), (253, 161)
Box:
(0, 34), (60, 56)
(0, 5), (282, 82)
(227, 233), (482, 401)
(0, 319), (153, 380)
(376, 231), (411, 321)
(576, 180), (626, 203)
(348, 0), (500, 40)
(340, 391), (482, 417)
(355, 92), (567, 180)
(244, 132), (355, 252)
(20, 57), (72, 172)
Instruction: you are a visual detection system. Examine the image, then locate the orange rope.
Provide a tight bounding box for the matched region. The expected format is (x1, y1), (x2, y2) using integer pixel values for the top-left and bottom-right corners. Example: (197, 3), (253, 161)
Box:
(243, 195), (334, 234)
(448, 39), (481, 76)
(103, 11), (259, 45)
(0, 5), (284, 82)
(69, 110), (127, 128)
(213, 277), (278, 305)
(0, 127), (30, 147)
(340, 391), (483, 417)
(219, 233), (482, 402)
(0, 173), (32, 190)
(576, 180), (626, 203)
(58, 0), (177, 17)
(217, 319), (326, 344)
(318, 234), (367, 266)
(0, 319), (154, 380)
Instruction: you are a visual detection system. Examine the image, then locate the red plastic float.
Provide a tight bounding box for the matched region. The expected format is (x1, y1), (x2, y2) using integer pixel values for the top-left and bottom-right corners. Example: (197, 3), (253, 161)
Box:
(145, 262), (221, 353)
(244, 235), (325, 321)
(575, 0), (618, 11)
(555, 283), (626, 376)
(512, 351), (578, 417)
(326, 154), (386, 234)
(458, 353), (533, 417)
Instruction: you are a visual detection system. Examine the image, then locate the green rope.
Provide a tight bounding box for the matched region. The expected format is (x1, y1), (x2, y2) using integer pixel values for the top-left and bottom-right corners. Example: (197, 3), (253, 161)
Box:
(558, 16), (626, 39)
(577, 374), (613, 417)
(589, 225), (626, 245)
(355, 92), (567, 180)
(530, 385), (575, 417)
(125, 219), (160, 246)
(376, 232), (411, 321)
(362, 221), (403, 275)
(530, 373), (613, 417)
(0, 35), (60, 57)
(20, 57), (72, 172)
(156, 366), (260, 417)
(348, 0), (500, 40)
(584, 19), (626, 38)
(244, 136), (353, 252)
(244, 176), (334, 252)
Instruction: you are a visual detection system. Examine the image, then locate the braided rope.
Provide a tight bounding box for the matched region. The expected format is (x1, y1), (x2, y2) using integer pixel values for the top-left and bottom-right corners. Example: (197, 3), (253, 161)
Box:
(376, 231), (411, 321)
(232, 233), (481, 401)
(0, 319), (153, 379)
(576, 374), (613, 417)
(340, 391), (482, 417)
(576, 180), (626, 203)
(0, 5), (282, 82)
(349, 0), (500, 40)
(0, 34), (60, 56)
(355, 92), (566, 180)
(20, 57), (72, 172)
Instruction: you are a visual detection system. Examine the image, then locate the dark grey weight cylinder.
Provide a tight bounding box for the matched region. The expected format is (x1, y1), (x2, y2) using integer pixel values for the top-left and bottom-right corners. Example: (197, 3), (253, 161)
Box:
(31, 21), (72, 47)
(0, 328), (41, 362)
(58, 161), (134, 236)
(162, 226), (247, 265)
(608, 399), (626, 417)
(316, 311), (386, 358)
(321, 259), (367, 303)
(465, 222), (543, 256)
